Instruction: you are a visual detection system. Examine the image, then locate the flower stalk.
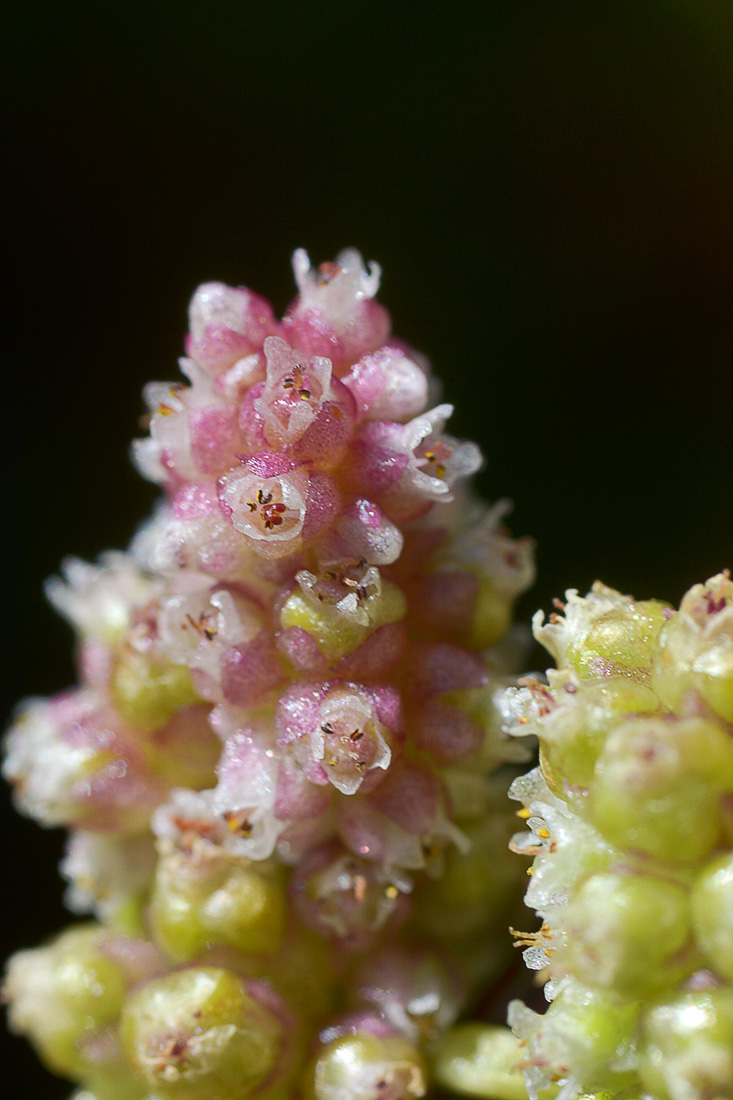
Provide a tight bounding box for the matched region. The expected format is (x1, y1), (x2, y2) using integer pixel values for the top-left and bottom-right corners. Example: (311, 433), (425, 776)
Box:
(4, 249), (534, 1100)
(505, 574), (733, 1100)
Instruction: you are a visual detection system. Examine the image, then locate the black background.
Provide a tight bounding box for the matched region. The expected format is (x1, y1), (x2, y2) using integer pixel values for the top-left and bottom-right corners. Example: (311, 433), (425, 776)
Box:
(4, 2), (733, 1095)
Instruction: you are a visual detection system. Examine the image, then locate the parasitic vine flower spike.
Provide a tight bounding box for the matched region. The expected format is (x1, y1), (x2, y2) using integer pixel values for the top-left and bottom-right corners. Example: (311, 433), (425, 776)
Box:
(4, 249), (535, 1100)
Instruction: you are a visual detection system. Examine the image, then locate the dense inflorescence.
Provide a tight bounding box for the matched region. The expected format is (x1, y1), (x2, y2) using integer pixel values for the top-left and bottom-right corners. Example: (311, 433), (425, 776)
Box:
(4, 250), (535, 1100)
(504, 573), (733, 1100)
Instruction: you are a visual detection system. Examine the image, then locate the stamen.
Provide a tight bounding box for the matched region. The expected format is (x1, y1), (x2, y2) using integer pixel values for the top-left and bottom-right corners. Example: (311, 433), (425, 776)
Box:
(317, 261), (340, 285)
(246, 489), (288, 531)
(509, 922), (554, 954)
(223, 810), (252, 837)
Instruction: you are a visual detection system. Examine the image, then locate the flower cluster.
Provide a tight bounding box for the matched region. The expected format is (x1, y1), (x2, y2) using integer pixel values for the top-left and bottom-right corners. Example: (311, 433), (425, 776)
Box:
(3, 250), (534, 1100)
(504, 573), (733, 1100)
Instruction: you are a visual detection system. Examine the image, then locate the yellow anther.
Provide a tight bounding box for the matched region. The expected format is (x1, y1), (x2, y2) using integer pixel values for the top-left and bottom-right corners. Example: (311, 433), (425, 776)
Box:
(516, 808), (531, 819)
(537, 827), (551, 839)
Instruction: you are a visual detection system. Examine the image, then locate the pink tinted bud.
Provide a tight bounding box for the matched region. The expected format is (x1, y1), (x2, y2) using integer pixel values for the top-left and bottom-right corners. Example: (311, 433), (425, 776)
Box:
(4, 691), (167, 833)
(342, 347), (429, 423)
(406, 643), (489, 699)
(172, 482), (221, 520)
(291, 842), (410, 949)
(405, 572), (479, 641)
(185, 282), (280, 375)
(302, 471), (342, 542)
(276, 625), (330, 676)
(367, 762), (439, 837)
(337, 799), (387, 863)
(220, 636), (284, 707)
(411, 699), (484, 762)
(319, 500), (403, 567)
(189, 405), (242, 476)
(275, 755), (332, 820)
(334, 622), (408, 680)
(353, 945), (465, 1042)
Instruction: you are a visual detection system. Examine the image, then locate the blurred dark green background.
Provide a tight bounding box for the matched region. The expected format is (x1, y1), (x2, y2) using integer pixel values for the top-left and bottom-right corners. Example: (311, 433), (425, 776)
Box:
(4, 1), (733, 1094)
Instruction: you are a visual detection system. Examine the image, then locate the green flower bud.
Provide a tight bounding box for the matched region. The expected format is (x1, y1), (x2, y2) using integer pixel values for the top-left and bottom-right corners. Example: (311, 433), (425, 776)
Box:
(639, 988), (733, 1100)
(200, 864), (285, 954)
(430, 1022), (528, 1100)
(591, 716), (733, 862)
(534, 583), (671, 683)
(149, 847), (285, 962)
(467, 578), (513, 649)
(691, 852), (733, 982)
(227, 922), (338, 1025)
(279, 572), (406, 661)
(120, 967), (283, 1100)
(557, 872), (692, 996)
(652, 572), (733, 722)
(111, 647), (199, 731)
(4, 925), (126, 1079)
(536, 675), (658, 800)
(305, 1034), (426, 1100)
(143, 709), (221, 790)
(412, 811), (519, 941)
(509, 982), (639, 1099)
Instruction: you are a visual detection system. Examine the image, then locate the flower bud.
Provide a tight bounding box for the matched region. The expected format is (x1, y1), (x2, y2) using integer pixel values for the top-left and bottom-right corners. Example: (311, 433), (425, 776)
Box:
(149, 846), (285, 961)
(4, 925), (126, 1080)
(591, 715), (733, 861)
(652, 571), (733, 722)
(558, 871), (692, 996)
(430, 1023), (527, 1100)
(639, 989), (733, 1100)
(121, 967), (284, 1100)
(110, 646), (199, 732)
(508, 982), (639, 1099)
(691, 852), (733, 982)
(305, 1033), (426, 1100)
(534, 583), (671, 682)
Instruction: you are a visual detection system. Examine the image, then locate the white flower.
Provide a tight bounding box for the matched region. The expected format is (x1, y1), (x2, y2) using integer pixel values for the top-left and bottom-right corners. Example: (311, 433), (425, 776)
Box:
(219, 466), (309, 551)
(61, 831), (157, 919)
(292, 247), (382, 320)
(154, 730), (283, 862)
(45, 552), (154, 644)
(3, 697), (99, 826)
(158, 586), (264, 681)
(307, 686), (392, 796)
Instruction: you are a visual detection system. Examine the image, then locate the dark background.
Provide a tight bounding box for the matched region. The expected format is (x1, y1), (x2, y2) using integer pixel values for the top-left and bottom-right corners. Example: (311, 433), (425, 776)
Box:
(4, 1), (733, 1094)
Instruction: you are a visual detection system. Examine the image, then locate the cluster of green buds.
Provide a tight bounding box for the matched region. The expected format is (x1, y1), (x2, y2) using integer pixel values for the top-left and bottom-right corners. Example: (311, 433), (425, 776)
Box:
(503, 572), (733, 1100)
(3, 250), (535, 1100)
